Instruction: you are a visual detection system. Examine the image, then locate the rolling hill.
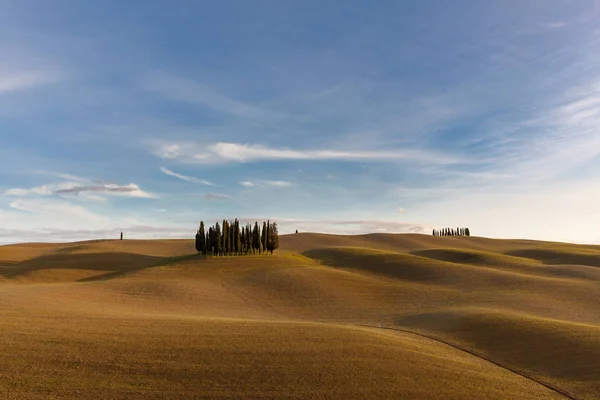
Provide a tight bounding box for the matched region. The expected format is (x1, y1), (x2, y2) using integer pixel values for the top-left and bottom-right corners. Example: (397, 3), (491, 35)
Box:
(1, 233), (599, 399)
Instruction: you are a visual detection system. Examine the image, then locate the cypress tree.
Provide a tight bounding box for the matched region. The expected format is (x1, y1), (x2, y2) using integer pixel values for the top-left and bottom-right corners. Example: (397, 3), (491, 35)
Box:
(215, 222), (221, 256)
(465, 228), (471, 237)
(223, 220), (229, 255)
(241, 226), (246, 254)
(199, 221), (206, 254)
(253, 222), (260, 254)
(269, 222), (279, 254)
(195, 223), (202, 253)
(261, 221), (267, 253)
(234, 219), (240, 255)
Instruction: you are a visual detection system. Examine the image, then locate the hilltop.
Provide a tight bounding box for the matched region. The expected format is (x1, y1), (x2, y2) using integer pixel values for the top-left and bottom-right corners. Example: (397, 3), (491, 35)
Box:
(1, 233), (599, 399)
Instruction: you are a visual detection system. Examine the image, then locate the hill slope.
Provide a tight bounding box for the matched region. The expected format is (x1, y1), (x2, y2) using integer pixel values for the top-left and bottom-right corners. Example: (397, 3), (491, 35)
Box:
(1, 233), (599, 399)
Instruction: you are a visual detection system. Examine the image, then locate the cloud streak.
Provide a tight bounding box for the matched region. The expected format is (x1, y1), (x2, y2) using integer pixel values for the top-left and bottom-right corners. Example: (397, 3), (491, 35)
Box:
(141, 72), (278, 120)
(6, 183), (157, 199)
(160, 167), (214, 185)
(154, 142), (462, 165)
(240, 180), (293, 188)
(0, 69), (59, 94)
(204, 193), (230, 201)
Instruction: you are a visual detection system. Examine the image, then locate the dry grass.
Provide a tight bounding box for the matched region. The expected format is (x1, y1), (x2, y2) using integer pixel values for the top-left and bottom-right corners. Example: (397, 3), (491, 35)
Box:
(1, 233), (599, 399)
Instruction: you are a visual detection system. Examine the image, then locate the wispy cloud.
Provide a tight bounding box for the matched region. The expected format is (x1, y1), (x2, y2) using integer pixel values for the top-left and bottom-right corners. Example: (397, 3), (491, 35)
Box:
(141, 72), (279, 120)
(240, 180), (293, 188)
(0, 69), (59, 94)
(54, 183), (157, 198)
(154, 142), (461, 165)
(204, 193), (229, 201)
(9, 199), (104, 222)
(159, 166), (214, 185)
(6, 182), (157, 199)
(33, 171), (87, 182)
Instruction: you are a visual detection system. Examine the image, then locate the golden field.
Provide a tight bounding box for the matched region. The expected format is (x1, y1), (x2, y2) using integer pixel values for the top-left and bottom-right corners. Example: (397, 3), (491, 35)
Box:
(1, 233), (599, 399)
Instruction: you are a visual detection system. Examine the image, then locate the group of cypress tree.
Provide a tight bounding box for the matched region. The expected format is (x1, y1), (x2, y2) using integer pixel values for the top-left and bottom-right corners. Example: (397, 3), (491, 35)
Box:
(433, 227), (470, 237)
(195, 219), (279, 256)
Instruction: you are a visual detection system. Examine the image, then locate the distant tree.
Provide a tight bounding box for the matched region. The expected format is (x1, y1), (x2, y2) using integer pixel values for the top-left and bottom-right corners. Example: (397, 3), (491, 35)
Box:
(295, 230), (298, 234)
(223, 220), (229, 255)
(196, 221), (206, 254)
(215, 222), (222, 256)
(120, 231), (123, 241)
(195, 224), (202, 252)
(261, 221), (268, 253)
(465, 228), (471, 237)
(206, 231), (211, 255)
(235, 219), (241, 255)
(253, 222), (261, 254)
(268, 222), (279, 254)
(208, 227), (214, 255)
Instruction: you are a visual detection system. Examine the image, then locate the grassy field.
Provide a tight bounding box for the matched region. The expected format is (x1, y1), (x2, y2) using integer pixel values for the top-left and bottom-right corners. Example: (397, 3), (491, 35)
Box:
(1, 233), (599, 399)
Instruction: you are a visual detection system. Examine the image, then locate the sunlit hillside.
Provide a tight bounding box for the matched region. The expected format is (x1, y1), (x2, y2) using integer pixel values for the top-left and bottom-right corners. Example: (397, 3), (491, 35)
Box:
(1, 233), (599, 399)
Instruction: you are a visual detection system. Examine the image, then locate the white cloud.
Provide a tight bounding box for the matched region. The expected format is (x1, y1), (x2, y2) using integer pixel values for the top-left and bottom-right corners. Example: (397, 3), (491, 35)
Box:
(5, 185), (54, 196)
(160, 167), (214, 185)
(33, 171), (87, 182)
(8, 199), (104, 223)
(54, 183), (157, 198)
(5, 182), (157, 199)
(204, 193), (230, 201)
(0, 69), (59, 94)
(155, 142), (461, 165)
(240, 180), (293, 188)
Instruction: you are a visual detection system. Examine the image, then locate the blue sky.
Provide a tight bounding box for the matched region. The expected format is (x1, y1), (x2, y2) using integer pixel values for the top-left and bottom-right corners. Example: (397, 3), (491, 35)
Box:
(2, 0), (600, 243)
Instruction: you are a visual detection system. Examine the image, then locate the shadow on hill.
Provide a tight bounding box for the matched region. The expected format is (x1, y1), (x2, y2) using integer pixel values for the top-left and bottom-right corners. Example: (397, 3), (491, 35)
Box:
(302, 247), (464, 284)
(0, 252), (204, 282)
(394, 309), (600, 397)
(413, 249), (536, 267)
(506, 249), (600, 268)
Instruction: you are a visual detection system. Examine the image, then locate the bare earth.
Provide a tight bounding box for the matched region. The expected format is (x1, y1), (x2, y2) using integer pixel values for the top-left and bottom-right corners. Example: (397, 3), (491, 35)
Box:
(1, 233), (599, 399)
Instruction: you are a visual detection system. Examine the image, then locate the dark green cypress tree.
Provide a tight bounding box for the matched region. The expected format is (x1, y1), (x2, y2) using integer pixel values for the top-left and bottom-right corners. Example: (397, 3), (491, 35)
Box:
(266, 220), (271, 251)
(195, 223), (202, 253)
(199, 221), (206, 254)
(222, 220), (228, 255)
(269, 222), (279, 254)
(215, 222), (221, 256)
(240, 226), (246, 254)
(229, 220), (234, 255)
(206, 231), (211, 255)
(247, 223), (253, 254)
(235, 219), (241, 255)
(465, 228), (471, 237)
(253, 222), (260, 254)
(261, 221), (267, 253)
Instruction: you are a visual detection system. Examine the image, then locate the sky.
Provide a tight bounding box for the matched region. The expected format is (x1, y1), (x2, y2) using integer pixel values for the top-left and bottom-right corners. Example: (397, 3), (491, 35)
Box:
(2, 0), (600, 244)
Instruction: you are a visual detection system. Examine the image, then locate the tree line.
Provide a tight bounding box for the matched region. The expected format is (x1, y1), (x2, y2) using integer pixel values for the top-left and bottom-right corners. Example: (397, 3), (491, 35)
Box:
(195, 219), (279, 256)
(433, 227), (470, 237)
